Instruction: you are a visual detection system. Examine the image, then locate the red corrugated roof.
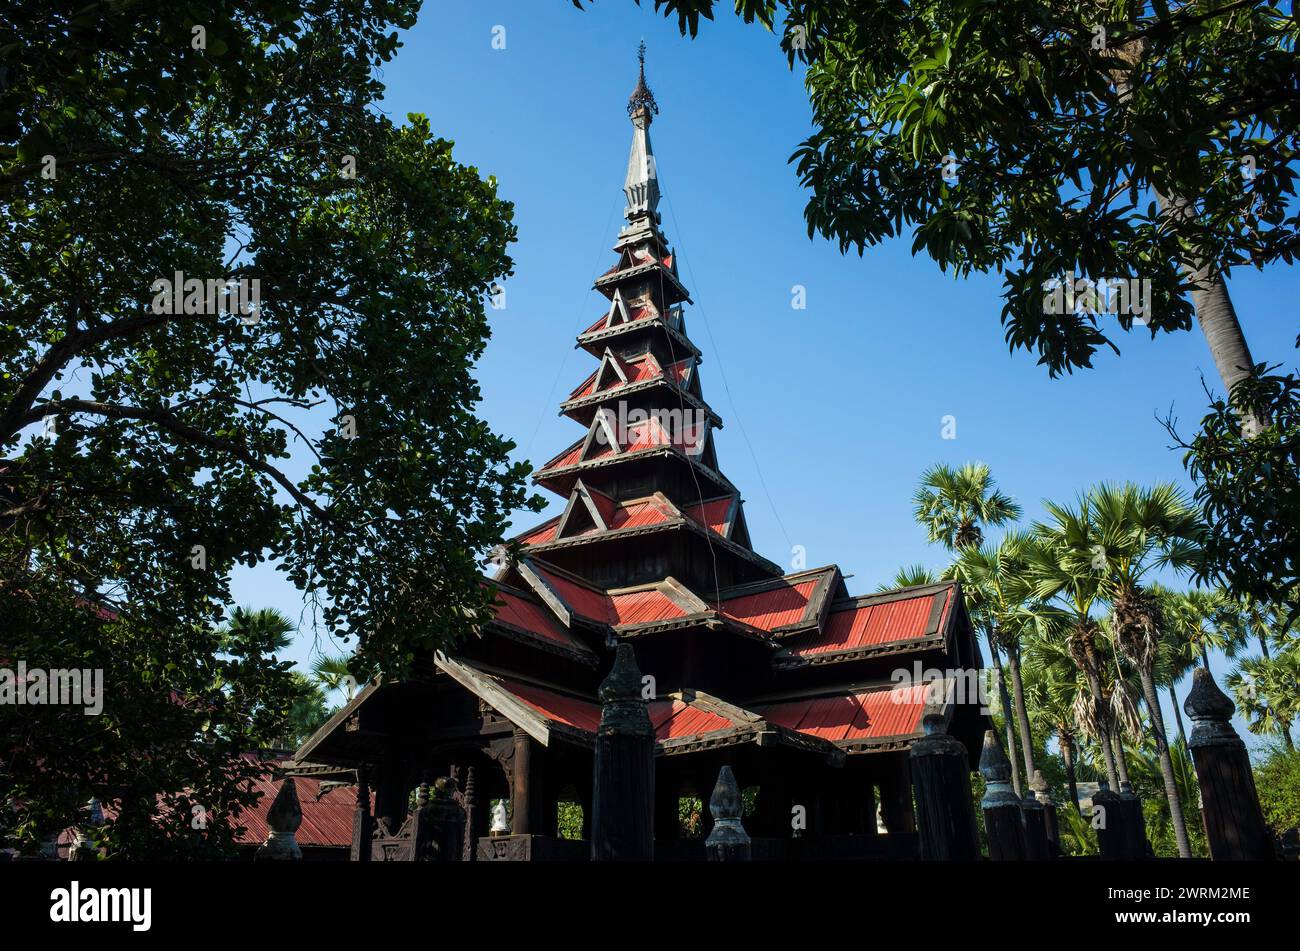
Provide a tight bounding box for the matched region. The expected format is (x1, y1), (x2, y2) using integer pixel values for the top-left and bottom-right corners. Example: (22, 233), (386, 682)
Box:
(718, 578), (819, 630)
(786, 588), (949, 658)
(57, 763), (366, 850)
(489, 587), (591, 657)
(683, 497), (732, 536)
(531, 565), (616, 625)
(499, 678), (604, 732)
(608, 588), (689, 625)
(236, 773), (364, 847)
(495, 679), (735, 742)
(648, 698), (733, 739)
(758, 681), (931, 742)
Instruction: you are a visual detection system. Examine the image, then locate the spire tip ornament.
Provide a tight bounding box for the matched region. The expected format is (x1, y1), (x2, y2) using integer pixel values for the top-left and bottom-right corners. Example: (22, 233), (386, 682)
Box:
(627, 40), (659, 118)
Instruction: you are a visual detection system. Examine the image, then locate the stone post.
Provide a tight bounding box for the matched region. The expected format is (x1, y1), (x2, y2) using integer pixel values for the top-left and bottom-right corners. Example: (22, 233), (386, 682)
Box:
(591, 643), (655, 861)
(910, 713), (980, 860)
(979, 730), (1025, 860)
(1184, 668), (1275, 861)
(705, 766), (751, 861)
(1029, 769), (1060, 857)
(256, 777), (303, 861)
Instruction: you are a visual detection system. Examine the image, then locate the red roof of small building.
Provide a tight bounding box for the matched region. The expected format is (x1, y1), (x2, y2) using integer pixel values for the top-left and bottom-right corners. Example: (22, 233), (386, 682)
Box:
(757, 680), (933, 744)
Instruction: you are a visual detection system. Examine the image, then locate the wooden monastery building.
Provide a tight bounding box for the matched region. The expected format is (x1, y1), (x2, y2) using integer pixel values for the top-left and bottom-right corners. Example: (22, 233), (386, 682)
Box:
(293, 49), (988, 862)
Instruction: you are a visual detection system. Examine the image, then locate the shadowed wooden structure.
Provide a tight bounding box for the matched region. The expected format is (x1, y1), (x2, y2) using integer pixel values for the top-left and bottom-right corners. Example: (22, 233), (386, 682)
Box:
(292, 47), (987, 861)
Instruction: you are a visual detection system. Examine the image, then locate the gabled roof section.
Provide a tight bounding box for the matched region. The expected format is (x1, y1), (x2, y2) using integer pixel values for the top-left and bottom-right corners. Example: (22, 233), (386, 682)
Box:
(712, 565), (844, 637)
(481, 581), (597, 665)
(535, 411), (722, 491)
(772, 582), (956, 669)
(434, 657), (841, 760)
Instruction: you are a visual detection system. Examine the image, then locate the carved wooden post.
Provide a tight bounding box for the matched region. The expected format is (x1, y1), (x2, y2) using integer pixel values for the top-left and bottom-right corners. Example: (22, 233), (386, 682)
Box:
(1091, 780), (1133, 860)
(511, 728), (537, 835)
(705, 766), (751, 861)
(351, 766), (372, 862)
(413, 776), (465, 861)
(1020, 789), (1051, 861)
(462, 766), (480, 861)
(1184, 668), (1275, 861)
(256, 777), (303, 861)
(979, 730), (1026, 860)
(591, 643), (654, 861)
(909, 713), (980, 860)
(1118, 780), (1151, 858)
(1029, 769), (1060, 857)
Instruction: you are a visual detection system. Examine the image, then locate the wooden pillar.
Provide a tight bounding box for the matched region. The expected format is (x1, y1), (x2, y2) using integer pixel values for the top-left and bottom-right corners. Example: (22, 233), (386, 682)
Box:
(510, 728), (543, 835)
(351, 765), (372, 862)
(1184, 668), (1276, 861)
(591, 643), (655, 861)
(979, 730), (1026, 860)
(1029, 769), (1060, 857)
(879, 753), (916, 834)
(705, 766), (751, 861)
(910, 713), (980, 860)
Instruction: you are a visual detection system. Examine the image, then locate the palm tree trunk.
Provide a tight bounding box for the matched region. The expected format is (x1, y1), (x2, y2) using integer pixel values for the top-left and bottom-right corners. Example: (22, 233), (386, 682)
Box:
(1111, 732), (1131, 789)
(1083, 668), (1121, 789)
(987, 639), (1023, 796)
(1139, 667), (1193, 858)
(1168, 683), (1189, 747)
(1157, 193), (1259, 417)
(1005, 645), (1038, 782)
(1062, 734), (1082, 815)
(1257, 635), (1270, 660)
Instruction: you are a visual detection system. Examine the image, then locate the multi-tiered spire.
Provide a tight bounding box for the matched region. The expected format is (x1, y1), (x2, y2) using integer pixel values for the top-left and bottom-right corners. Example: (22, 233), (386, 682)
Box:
(521, 48), (779, 596)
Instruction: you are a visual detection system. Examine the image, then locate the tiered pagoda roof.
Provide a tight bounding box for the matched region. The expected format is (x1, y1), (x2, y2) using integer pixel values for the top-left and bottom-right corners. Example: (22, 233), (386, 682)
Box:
(297, 51), (984, 779)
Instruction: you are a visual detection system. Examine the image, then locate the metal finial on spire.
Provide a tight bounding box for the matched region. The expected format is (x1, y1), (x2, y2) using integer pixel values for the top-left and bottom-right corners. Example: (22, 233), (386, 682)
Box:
(627, 40), (658, 117)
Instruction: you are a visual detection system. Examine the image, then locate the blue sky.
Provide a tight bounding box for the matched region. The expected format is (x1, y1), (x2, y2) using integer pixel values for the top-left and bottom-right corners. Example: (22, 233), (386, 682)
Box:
(231, 1), (1297, 746)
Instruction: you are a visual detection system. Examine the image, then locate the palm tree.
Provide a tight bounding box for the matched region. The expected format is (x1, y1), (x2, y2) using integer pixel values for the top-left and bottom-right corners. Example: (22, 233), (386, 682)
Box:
(875, 565), (939, 592)
(217, 606), (296, 654)
(950, 532), (1053, 787)
(913, 462), (1022, 551)
(311, 654), (359, 702)
(1153, 584), (1230, 746)
(1088, 482), (1203, 858)
(1028, 495), (1122, 790)
(1022, 644), (1087, 813)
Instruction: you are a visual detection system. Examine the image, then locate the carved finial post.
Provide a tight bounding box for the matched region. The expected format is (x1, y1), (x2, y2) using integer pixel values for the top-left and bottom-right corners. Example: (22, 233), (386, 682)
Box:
(591, 643), (655, 861)
(979, 730), (1026, 860)
(462, 766), (480, 861)
(1090, 779), (1134, 860)
(414, 776), (465, 861)
(1020, 788), (1051, 861)
(705, 766), (751, 861)
(1184, 668), (1275, 861)
(256, 777), (303, 861)
(351, 766), (372, 862)
(1029, 769), (1060, 856)
(910, 714), (980, 860)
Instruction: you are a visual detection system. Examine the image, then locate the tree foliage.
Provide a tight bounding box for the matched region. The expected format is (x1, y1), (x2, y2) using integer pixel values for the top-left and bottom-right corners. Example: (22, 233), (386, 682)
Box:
(1, 1), (538, 854)
(597, 0), (1300, 376)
